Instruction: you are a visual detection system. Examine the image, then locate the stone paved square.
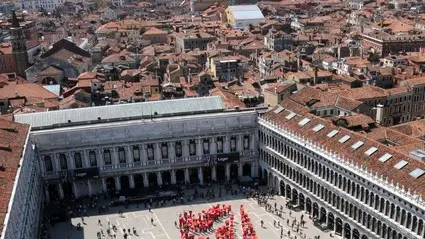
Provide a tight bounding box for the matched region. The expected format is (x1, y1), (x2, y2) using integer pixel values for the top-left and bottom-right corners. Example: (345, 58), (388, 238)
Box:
(49, 186), (333, 239)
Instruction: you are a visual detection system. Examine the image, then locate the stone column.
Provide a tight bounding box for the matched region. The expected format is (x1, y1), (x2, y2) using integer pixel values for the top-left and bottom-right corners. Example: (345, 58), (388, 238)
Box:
(185, 168), (190, 183)
(143, 173), (149, 188)
(210, 138), (217, 155)
(198, 167), (204, 185)
(168, 142), (175, 162)
(182, 140), (190, 158)
(225, 164), (230, 181)
(157, 172), (163, 186)
(58, 183), (64, 199)
(250, 133), (255, 151)
(237, 134), (243, 152)
(96, 148), (103, 167)
(171, 170), (177, 184)
(66, 152), (75, 170)
(111, 147), (119, 167)
(196, 139), (202, 157)
(101, 178), (107, 192)
(126, 146), (133, 165)
(251, 163), (257, 177)
(212, 166), (217, 181)
(129, 174), (135, 188)
(87, 180), (93, 196)
(83, 150), (90, 168)
(224, 135), (230, 153)
(115, 176), (121, 191)
(53, 153), (61, 171)
(238, 162), (243, 177)
(155, 143), (162, 163)
(72, 182), (79, 198)
(141, 144), (148, 163)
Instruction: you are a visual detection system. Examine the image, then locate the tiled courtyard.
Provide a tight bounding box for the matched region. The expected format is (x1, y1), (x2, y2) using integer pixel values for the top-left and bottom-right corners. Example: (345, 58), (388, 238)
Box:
(49, 187), (333, 239)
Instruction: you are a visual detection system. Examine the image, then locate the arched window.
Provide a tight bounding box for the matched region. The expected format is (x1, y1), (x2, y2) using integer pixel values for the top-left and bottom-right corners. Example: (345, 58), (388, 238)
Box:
(104, 149), (112, 165)
(118, 147), (126, 164)
(243, 135), (250, 150)
(161, 143), (168, 159)
(230, 136), (237, 152)
(189, 140), (196, 156)
(59, 153), (67, 170)
(133, 146), (140, 162)
(175, 142), (182, 157)
(44, 155), (53, 172)
(203, 139), (209, 154)
(89, 151), (97, 167)
(216, 137), (223, 153)
(74, 152), (83, 168)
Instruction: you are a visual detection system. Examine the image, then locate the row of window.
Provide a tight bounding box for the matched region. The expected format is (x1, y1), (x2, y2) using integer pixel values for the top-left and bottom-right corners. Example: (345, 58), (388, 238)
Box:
(43, 135), (251, 172)
(259, 128), (424, 237)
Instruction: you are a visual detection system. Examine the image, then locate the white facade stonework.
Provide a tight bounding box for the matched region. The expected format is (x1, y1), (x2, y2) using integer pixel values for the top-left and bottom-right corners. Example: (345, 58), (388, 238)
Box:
(1, 137), (43, 239)
(258, 117), (425, 239)
(32, 111), (259, 200)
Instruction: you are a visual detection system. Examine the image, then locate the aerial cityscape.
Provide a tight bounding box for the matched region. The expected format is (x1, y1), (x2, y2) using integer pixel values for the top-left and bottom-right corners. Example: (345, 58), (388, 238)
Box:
(0, 0), (425, 239)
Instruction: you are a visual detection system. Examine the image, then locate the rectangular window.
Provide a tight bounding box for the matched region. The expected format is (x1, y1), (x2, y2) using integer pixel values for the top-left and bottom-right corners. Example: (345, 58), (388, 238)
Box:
(230, 137), (237, 152)
(133, 146), (140, 162)
(161, 143), (168, 159)
(74, 153), (83, 168)
(59, 154), (68, 170)
(104, 150), (112, 165)
(203, 139), (209, 155)
(243, 135), (250, 150)
(147, 144), (154, 160)
(189, 140), (196, 156)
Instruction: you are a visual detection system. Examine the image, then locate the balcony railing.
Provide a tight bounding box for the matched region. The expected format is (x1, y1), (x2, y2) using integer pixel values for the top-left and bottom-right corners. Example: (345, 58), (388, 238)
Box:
(42, 150), (257, 179)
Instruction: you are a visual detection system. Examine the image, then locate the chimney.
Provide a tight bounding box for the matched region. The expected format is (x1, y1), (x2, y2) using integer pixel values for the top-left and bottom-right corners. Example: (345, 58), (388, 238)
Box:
(274, 86), (277, 94)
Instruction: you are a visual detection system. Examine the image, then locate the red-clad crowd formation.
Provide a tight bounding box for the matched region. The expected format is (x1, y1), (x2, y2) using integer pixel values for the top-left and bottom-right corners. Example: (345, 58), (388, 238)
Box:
(240, 205), (258, 239)
(178, 204), (232, 239)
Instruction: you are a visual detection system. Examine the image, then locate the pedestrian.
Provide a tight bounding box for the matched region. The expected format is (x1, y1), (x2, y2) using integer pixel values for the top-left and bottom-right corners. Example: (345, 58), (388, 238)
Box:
(260, 220), (264, 228)
(274, 220), (276, 227)
(148, 205), (151, 212)
(98, 219), (101, 225)
(151, 218), (154, 225)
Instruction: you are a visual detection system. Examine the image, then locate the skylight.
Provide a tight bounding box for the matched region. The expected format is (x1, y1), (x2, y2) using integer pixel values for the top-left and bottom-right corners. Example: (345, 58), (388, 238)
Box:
(286, 112), (296, 120)
(351, 141), (364, 150)
(274, 105), (284, 114)
(378, 153), (392, 163)
(338, 135), (351, 143)
(365, 147), (378, 156)
(394, 160), (408, 170)
(327, 130), (339, 138)
(312, 124), (325, 132)
(298, 118), (311, 126)
(409, 168), (425, 179)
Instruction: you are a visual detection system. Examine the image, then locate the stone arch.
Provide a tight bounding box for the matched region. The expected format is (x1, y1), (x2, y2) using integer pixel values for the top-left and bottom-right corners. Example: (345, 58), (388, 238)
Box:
(320, 207), (327, 224)
(344, 223), (351, 239)
(162, 171), (171, 185)
(328, 212), (335, 231)
(280, 180), (285, 196)
(134, 174), (144, 189)
(242, 163), (251, 177)
(285, 184), (292, 199)
(120, 175), (130, 190)
(176, 169), (185, 184)
(312, 202), (319, 218)
(148, 172), (158, 188)
(335, 218), (343, 235)
(353, 229), (360, 239)
(306, 197), (312, 213)
(299, 193), (305, 210)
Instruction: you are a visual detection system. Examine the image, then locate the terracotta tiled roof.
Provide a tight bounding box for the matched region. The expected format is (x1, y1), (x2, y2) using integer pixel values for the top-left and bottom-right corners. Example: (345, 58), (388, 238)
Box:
(143, 27), (166, 35)
(210, 88), (246, 109)
(0, 119), (29, 234)
(263, 99), (425, 199)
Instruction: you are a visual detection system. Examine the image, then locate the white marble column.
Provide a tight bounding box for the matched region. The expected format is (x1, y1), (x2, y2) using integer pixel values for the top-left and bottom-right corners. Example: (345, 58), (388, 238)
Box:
(72, 182), (79, 198)
(198, 167), (204, 185)
(225, 164), (230, 181)
(83, 150), (90, 168)
(184, 168), (190, 183)
(53, 153), (61, 171)
(111, 147), (119, 166)
(58, 183), (64, 199)
(141, 144), (148, 163)
(171, 170), (177, 184)
(212, 166), (217, 181)
(143, 173), (149, 187)
(87, 180), (93, 196)
(182, 140), (190, 158)
(210, 138), (217, 155)
(196, 139), (202, 157)
(126, 146), (133, 165)
(237, 134), (243, 152)
(129, 174), (135, 188)
(224, 136), (230, 153)
(155, 143), (162, 163)
(115, 176), (121, 190)
(96, 148), (103, 167)
(157, 172), (163, 186)
(66, 152), (74, 170)
(168, 142), (175, 162)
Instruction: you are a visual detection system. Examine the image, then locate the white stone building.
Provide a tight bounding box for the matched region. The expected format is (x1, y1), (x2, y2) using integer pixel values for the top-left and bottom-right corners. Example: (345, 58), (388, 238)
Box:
(0, 121), (44, 239)
(14, 97), (259, 201)
(258, 102), (425, 239)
